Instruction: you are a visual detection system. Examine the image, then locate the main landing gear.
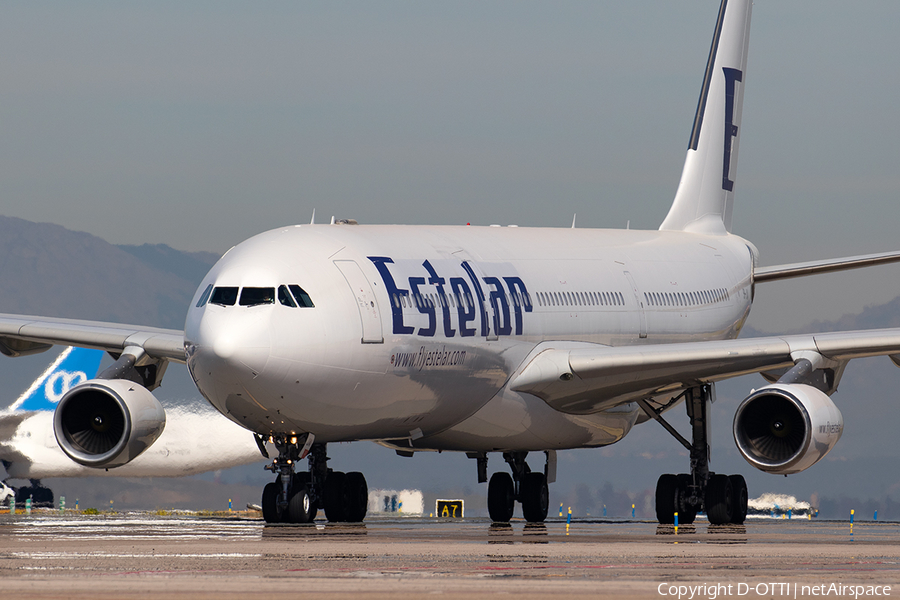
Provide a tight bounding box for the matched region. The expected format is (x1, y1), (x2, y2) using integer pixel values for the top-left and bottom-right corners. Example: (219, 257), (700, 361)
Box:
(473, 451), (553, 523)
(9, 479), (54, 508)
(260, 435), (368, 524)
(638, 384), (748, 525)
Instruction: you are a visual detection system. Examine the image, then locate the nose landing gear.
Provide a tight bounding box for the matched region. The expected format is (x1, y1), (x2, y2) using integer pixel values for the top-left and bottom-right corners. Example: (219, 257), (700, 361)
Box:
(482, 451), (552, 523)
(261, 435), (368, 524)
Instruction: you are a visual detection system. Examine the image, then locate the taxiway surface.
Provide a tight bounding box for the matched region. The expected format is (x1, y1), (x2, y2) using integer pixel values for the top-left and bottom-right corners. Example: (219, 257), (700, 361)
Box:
(1, 514), (899, 599)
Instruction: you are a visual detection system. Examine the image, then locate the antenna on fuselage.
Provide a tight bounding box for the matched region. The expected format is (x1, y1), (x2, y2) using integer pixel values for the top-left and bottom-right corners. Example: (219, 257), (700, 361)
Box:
(310, 209), (316, 225)
(330, 215), (335, 225)
(571, 214), (577, 228)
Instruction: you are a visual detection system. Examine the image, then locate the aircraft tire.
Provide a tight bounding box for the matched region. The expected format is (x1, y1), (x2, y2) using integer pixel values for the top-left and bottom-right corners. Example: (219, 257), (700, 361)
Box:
(262, 482), (281, 524)
(705, 474), (734, 525)
(287, 481), (314, 523)
(14, 485), (54, 508)
(655, 474), (678, 524)
(675, 474), (697, 524)
(729, 474), (748, 524)
(323, 471), (347, 522)
(487, 472), (515, 522)
(343, 471), (368, 523)
(521, 472), (549, 523)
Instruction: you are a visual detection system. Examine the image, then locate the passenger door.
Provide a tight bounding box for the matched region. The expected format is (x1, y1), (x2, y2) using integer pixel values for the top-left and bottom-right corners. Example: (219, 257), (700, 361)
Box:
(334, 260), (384, 344)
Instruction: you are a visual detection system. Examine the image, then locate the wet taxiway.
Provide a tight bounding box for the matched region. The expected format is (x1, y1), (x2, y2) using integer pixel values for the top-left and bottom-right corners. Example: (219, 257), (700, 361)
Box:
(2, 513), (899, 599)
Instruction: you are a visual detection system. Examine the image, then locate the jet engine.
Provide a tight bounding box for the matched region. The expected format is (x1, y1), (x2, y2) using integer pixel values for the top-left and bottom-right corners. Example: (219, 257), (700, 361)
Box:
(733, 383), (843, 475)
(53, 378), (166, 468)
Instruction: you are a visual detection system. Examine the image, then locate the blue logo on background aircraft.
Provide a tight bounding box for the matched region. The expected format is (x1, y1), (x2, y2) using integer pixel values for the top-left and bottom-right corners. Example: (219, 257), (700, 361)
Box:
(8, 347), (104, 412)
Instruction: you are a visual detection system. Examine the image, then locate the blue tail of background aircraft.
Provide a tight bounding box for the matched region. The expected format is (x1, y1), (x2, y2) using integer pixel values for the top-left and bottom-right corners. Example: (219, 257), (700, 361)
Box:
(7, 347), (104, 412)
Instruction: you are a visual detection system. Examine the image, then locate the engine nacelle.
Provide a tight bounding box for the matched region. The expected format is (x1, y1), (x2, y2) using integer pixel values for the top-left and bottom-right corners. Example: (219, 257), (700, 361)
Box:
(733, 383), (843, 475)
(53, 378), (166, 468)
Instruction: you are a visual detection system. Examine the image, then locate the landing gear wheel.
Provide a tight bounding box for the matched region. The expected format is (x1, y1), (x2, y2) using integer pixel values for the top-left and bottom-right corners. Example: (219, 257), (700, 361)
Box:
(729, 474), (748, 524)
(14, 485), (54, 508)
(487, 472), (515, 522)
(262, 481), (282, 523)
(521, 472), (549, 523)
(343, 471), (368, 522)
(676, 474), (697, 525)
(705, 474), (734, 525)
(655, 474), (677, 524)
(287, 474), (315, 523)
(324, 471), (347, 522)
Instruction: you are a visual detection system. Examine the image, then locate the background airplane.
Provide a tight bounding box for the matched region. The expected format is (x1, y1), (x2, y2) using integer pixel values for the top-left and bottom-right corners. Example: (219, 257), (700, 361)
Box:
(0, 346), (265, 506)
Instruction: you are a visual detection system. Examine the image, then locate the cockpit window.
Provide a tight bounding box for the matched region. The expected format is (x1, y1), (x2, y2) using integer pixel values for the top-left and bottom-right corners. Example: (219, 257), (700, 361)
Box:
(278, 285), (297, 307)
(289, 285), (315, 308)
(195, 284), (213, 308)
(210, 286), (238, 306)
(240, 287), (276, 307)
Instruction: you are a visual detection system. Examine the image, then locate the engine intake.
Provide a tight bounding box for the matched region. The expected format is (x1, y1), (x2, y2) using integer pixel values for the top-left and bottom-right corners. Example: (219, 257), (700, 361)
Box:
(733, 383), (842, 475)
(53, 379), (166, 468)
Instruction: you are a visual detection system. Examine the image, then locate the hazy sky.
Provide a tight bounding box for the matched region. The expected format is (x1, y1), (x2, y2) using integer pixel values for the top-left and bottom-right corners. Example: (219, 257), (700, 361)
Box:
(3, 1), (900, 331)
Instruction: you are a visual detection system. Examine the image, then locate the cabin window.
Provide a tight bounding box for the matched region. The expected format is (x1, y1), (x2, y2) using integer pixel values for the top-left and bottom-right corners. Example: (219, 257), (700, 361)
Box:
(196, 284), (213, 308)
(210, 286), (238, 306)
(240, 287), (275, 307)
(278, 285), (298, 307)
(289, 285), (315, 308)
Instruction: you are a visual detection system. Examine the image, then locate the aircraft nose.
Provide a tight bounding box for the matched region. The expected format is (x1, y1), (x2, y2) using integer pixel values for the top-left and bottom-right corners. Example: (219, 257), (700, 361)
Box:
(194, 308), (271, 378)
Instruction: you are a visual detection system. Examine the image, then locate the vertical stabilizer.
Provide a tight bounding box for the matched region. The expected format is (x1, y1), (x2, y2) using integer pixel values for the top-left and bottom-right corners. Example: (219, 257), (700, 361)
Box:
(6, 347), (103, 413)
(660, 0), (752, 234)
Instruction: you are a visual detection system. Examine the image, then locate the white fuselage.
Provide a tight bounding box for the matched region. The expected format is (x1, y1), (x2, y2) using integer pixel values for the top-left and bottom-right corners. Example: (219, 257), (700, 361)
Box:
(184, 224), (755, 453)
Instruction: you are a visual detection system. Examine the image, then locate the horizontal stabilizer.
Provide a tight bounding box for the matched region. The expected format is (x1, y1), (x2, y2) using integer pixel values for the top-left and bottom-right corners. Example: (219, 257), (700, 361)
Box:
(754, 251), (900, 283)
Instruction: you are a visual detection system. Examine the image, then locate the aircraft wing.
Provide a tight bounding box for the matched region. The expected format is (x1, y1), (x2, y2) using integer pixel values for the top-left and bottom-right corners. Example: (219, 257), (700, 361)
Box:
(0, 314), (185, 362)
(754, 251), (900, 283)
(510, 329), (900, 415)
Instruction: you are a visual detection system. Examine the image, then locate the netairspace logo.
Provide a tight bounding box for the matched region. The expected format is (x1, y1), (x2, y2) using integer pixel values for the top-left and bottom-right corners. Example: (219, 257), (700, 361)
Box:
(657, 582), (892, 599)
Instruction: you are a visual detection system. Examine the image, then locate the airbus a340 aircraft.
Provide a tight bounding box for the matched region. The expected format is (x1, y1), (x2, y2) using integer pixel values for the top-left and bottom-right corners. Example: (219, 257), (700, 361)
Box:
(2, 0), (900, 525)
(0, 347), (264, 505)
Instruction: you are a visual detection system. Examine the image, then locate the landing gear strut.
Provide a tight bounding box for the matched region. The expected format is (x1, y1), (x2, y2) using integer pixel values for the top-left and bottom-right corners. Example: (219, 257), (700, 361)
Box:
(261, 435), (368, 524)
(638, 384), (747, 525)
(481, 451), (552, 523)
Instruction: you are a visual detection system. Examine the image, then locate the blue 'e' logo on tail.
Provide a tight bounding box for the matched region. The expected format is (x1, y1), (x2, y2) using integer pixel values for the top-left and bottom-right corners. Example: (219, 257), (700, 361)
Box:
(9, 347), (104, 412)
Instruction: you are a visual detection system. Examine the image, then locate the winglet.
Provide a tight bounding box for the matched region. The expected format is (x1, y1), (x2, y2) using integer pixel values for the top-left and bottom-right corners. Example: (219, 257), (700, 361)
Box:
(660, 0), (753, 235)
(6, 347), (104, 413)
